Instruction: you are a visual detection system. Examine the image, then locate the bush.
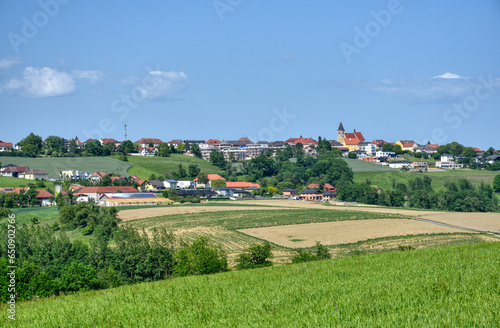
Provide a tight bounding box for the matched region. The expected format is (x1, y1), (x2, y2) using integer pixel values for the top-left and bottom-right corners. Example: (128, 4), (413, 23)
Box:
(291, 242), (331, 263)
(58, 262), (100, 293)
(174, 237), (228, 276)
(0, 207), (12, 218)
(236, 241), (273, 270)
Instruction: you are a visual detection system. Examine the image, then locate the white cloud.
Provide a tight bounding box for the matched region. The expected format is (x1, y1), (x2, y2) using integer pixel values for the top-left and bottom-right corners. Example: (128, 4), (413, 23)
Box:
(136, 71), (188, 100)
(72, 69), (106, 83)
(0, 57), (21, 70)
(1, 66), (75, 97)
(433, 72), (462, 79)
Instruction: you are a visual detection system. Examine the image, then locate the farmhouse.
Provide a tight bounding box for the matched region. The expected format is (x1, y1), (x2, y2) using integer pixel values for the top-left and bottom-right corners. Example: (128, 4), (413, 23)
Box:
(0, 141), (13, 152)
(280, 189), (298, 199)
(194, 174), (226, 188)
(1, 165), (29, 178)
(71, 186), (139, 202)
(135, 138), (164, 148)
(299, 190), (323, 201)
(306, 183), (336, 192)
(25, 169), (49, 180)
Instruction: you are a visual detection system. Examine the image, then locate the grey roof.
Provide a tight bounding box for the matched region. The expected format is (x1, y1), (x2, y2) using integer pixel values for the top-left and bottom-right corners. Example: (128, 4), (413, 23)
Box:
(148, 180), (164, 188)
(184, 140), (206, 144)
(301, 189), (322, 194)
(322, 191), (337, 196)
(177, 189), (217, 197)
(164, 179), (177, 183)
(257, 141), (269, 144)
(329, 140), (343, 147)
(390, 161), (412, 164)
(338, 122), (345, 132)
(280, 188), (297, 192)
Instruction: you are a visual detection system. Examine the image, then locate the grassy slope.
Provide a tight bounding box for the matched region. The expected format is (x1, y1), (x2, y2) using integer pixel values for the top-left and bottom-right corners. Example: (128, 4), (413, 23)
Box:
(0, 176), (56, 189)
(354, 169), (499, 191)
(344, 158), (396, 172)
(5, 242), (499, 327)
(126, 154), (222, 179)
(0, 156), (132, 178)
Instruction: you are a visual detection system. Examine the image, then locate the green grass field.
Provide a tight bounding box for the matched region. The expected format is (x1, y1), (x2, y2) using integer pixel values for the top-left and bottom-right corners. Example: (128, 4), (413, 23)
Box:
(126, 154), (222, 179)
(0, 156), (132, 179)
(0, 207), (60, 226)
(4, 242), (498, 327)
(0, 176), (57, 190)
(344, 158), (396, 172)
(354, 168), (499, 191)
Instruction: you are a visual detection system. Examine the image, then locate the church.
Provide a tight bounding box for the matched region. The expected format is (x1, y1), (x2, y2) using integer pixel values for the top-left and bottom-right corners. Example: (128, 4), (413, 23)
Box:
(337, 122), (365, 151)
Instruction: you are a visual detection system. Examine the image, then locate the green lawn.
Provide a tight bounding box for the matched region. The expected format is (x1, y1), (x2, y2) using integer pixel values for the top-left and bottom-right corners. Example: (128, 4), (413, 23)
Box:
(4, 242), (498, 327)
(0, 176), (57, 189)
(354, 169), (499, 191)
(0, 206), (60, 226)
(126, 154), (222, 179)
(0, 156), (132, 179)
(344, 158), (396, 172)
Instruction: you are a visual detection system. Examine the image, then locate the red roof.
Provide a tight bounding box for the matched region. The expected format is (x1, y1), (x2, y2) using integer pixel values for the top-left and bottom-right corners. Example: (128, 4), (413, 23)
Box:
(140, 147), (156, 151)
(0, 187), (27, 194)
(371, 139), (387, 146)
(35, 189), (54, 199)
(1, 166), (29, 173)
(398, 140), (416, 147)
(345, 132), (365, 142)
(167, 140), (180, 144)
(466, 147), (482, 152)
(110, 176), (127, 182)
(239, 137), (253, 143)
(206, 139), (220, 145)
(194, 174), (226, 182)
(0, 142), (13, 147)
(25, 169), (48, 175)
(343, 138), (361, 145)
(286, 136), (317, 145)
(307, 183), (336, 191)
(225, 182), (260, 188)
(135, 138), (164, 144)
(100, 138), (118, 144)
(73, 186), (139, 194)
(91, 172), (107, 178)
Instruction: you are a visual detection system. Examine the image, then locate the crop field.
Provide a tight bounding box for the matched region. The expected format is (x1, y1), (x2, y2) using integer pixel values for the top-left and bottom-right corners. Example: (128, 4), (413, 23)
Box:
(344, 158), (396, 172)
(0, 156), (132, 178)
(354, 168), (499, 191)
(238, 218), (468, 248)
(3, 242), (499, 327)
(126, 154), (222, 179)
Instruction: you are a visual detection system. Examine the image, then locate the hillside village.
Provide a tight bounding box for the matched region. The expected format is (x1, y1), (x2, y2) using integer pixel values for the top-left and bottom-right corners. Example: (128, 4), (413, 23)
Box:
(1, 123), (499, 207)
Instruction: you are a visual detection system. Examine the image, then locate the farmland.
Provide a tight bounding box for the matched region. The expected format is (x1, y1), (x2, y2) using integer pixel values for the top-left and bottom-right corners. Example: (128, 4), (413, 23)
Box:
(0, 176), (57, 190)
(3, 242), (498, 327)
(125, 154), (222, 179)
(0, 156), (132, 178)
(344, 158), (395, 172)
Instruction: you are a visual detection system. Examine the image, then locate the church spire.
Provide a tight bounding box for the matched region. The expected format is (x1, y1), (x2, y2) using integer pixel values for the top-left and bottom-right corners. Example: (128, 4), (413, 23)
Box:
(338, 122), (345, 132)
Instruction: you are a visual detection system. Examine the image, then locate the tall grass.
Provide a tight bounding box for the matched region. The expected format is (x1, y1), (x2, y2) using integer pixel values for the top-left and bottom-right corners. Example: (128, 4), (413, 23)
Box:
(3, 242), (498, 327)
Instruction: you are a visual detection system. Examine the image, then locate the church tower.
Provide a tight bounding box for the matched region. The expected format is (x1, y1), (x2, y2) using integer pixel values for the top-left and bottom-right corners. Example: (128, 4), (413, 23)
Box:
(337, 122), (345, 143)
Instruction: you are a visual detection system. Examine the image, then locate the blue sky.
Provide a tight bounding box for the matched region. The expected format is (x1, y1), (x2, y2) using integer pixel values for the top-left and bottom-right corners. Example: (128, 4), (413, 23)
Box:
(1, 0), (499, 149)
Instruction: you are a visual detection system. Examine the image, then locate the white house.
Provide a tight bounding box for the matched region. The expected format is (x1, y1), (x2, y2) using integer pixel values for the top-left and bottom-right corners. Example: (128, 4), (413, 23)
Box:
(375, 150), (396, 158)
(358, 142), (377, 155)
(61, 170), (91, 181)
(435, 154), (463, 169)
(216, 187), (235, 197)
(388, 161), (413, 169)
(139, 147), (157, 156)
(163, 179), (178, 189)
(177, 180), (196, 189)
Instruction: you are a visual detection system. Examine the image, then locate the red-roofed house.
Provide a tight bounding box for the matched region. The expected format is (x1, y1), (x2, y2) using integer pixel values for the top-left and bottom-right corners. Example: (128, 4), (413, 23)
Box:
(90, 172), (108, 182)
(1, 166), (29, 178)
(225, 182), (260, 189)
(396, 140), (418, 151)
(371, 139), (387, 148)
(239, 137), (253, 143)
(194, 174), (226, 188)
(206, 139), (220, 146)
(466, 147), (482, 152)
(135, 138), (164, 148)
(306, 183), (336, 192)
(72, 186), (139, 202)
(139, 147), (157, 156)
(167, 140), (181, 146)
(35, 189), (55, 206)
(285, 136), (318, 145)
(24, 169), (49, 180)
(100, 138), (121, 147)
(0, 141), (13, 152)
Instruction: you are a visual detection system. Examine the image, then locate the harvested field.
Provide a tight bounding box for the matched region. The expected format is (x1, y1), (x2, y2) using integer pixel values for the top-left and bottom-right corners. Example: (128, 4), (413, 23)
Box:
(238, 219), (468, 248)
(118, 205), (284, 221)
(227, 199), (500, 233)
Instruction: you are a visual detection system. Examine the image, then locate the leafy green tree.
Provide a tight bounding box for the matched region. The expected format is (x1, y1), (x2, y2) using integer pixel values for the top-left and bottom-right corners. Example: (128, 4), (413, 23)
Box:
(197, 173), (209, 184)
(68, 139), (80, 156)
(101, 174), (112, 186)
(174, 236), (228, 276)
(102, 142), (115, 156)
(492, 175), (500, 193)
(44, 135), (66, 154)
(236, 241), (273, 270)
(462, 148), (477, 158)
(211, 179), (226, 189)
(210, 150), (227, 169)
(59, 262), (100, 292)
(117, 140), (134, 154)
(85, 140), (103, 156)
(292, 242), (330, 263)
(348, 152), (357, 159)
(191, 144), (202, 158)
(188, 164), (200, 178)
(158, 143), (171, 157)
(18, 133), (43, 157)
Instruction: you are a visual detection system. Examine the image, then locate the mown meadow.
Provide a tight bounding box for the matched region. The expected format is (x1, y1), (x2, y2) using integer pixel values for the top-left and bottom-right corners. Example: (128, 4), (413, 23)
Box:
(2, 242), (498, 327)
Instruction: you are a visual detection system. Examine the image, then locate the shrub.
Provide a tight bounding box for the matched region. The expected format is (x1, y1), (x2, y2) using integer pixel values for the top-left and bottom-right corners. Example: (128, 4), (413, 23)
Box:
(236, 241), (273, 270)
(292, 242), (331, 263)
(0, 207), (12, 218)
(174, 237), (228, 276)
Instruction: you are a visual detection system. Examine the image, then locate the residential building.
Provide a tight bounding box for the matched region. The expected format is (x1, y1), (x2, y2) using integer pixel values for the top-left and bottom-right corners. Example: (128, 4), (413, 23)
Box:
(216, 187), (235, 197)
(135, 138), (164, 148)
(1, 166), (29, 178)
(99, 138), (120, 147)
(322, 191), (337, 201)
(435, 154), (463, 169)
(177, 180), (196, 189)
(0, 141), (13, 152)
(147, 180), (164, 190)
(99, 193), (173, 206)
(177, 189), (217, 198)
(60, 170), (91, 181)
(299, 190), (323, 201)
(280, 189), (297, 198)
(35, 189), (55, 206)
(163, 179), (178, 189)
(90, 172), (107, 183)
(269, 141), (287, 149)
(306, 183), (336, 192)
(71, 186), (139, 202)
(285, 136), (318, 146)
(194, 174), (226, 188)
(329, 140), (343, 148)
(225, 182), (261, 189)
(358, 142), (377, 155)
(396, 140), (418, 151)
(139, 147), (157, 156)
(206, 139), (220, 147)
(375, 150), (396, 158)
(24, 169), (49, 180)
(371, 139), (387, 149)
(388, 161), (413, 169)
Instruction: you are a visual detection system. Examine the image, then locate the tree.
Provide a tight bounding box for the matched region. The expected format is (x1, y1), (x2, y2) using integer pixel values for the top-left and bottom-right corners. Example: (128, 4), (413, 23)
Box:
(197, 173), (209, 185)
(18, 133), (43, 157)
(85, 140), (103, 156)
(117, 140), (134, 154)
(174, 237), (228, 276)
(348, 152), (357, 159)
(101, 174), (112, 186)
(44, 135), (66, 154)
(210, 150), (227, 169)
(59, 262), (100, 292)
(191, 144), (202, 158)
(462, 148), (477, 158)
(188, 164), (200, 179)
(236, 241), (273, 270)
(158, 143), (171, 157)
(211, 179), (226, 189)
(493, 175), (500, 193)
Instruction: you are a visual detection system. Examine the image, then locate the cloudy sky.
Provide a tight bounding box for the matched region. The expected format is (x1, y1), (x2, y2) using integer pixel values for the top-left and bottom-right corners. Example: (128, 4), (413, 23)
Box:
(0, 1), (499, 149)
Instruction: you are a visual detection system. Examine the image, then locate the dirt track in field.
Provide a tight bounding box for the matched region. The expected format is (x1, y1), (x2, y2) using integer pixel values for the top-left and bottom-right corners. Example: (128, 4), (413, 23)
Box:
(226, 200), (500, 233)
(118, 205), (284, 221)
(238, 219), (468, 248)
